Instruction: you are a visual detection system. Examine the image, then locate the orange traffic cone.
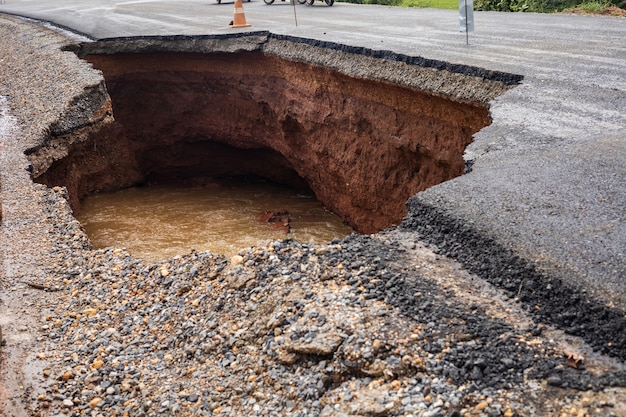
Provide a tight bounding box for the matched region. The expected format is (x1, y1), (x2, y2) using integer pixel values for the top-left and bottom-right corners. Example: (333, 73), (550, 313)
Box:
(230, 0), (251, 28)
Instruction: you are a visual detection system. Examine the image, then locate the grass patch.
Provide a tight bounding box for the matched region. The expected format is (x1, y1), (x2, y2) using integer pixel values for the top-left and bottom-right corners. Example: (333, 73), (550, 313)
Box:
(399, 0), (459, 8)
(563, 0), (611, 12)
(337, 0), (459, 8)
(338, 0), (625, 11)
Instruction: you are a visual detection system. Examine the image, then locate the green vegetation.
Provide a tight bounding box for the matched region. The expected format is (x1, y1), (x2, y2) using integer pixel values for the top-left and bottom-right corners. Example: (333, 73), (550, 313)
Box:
(337, 0), (625, 12)
(474, 0), (613, 12)
(398, 0), (458, 8)
(336, 0), (458, 8)
(563, 0), (623, 11)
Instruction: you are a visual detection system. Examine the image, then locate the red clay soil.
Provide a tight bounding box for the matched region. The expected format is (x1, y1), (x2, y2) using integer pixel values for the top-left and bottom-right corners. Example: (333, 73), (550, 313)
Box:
(34, 51), (490, 234)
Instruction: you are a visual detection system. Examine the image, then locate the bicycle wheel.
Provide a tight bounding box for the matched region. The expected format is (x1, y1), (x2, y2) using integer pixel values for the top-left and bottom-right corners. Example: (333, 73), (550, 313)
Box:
(264, 0), (275, 4)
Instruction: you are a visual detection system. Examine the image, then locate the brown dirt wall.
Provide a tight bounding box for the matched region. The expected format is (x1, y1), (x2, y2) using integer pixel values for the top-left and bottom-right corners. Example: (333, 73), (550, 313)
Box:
(32, 50), (490, 233)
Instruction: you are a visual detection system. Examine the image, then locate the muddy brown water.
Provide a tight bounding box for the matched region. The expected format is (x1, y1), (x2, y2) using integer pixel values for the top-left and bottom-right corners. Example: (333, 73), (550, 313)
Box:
(76, 181), (354, 262)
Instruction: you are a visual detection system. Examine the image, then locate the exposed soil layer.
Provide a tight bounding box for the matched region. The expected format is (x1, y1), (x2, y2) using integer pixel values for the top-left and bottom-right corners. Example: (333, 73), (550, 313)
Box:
(30, 48), (493, 233)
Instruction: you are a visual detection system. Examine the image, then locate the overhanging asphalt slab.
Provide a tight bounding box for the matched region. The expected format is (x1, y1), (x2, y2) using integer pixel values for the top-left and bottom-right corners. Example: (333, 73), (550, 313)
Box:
(1, 2), (625, 306)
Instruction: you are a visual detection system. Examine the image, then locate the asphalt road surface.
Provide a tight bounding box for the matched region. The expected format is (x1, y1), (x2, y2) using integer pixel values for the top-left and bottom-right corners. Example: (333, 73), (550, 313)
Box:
(1, 1), (625, 307)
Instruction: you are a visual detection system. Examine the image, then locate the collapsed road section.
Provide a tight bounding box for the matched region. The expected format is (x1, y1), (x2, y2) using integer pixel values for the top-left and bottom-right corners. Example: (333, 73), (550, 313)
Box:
(26, 33), (519, 234)
(2, 15), (626, 417)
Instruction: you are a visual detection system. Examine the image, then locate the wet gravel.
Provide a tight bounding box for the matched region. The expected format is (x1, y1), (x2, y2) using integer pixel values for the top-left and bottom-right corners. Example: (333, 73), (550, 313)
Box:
(2, 14), (626, 417)
(20, 217), (626, 417)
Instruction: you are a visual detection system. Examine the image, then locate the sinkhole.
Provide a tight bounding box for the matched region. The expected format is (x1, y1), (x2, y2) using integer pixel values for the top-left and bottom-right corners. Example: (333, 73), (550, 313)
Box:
(25, 34), (521, 259)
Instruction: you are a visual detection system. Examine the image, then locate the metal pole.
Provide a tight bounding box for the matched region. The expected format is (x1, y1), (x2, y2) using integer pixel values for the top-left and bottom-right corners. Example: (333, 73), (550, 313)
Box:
(465, 0), (469, 45)
(292, 0), (298, 26)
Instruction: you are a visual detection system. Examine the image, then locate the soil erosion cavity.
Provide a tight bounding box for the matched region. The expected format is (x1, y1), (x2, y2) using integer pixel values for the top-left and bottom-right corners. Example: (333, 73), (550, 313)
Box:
(28, 35), (520, 235)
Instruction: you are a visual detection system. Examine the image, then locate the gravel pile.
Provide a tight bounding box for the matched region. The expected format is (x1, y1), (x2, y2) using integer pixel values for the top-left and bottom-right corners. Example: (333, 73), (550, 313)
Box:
(29, 211), (626, 416)
(1, 14), (626, 417)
